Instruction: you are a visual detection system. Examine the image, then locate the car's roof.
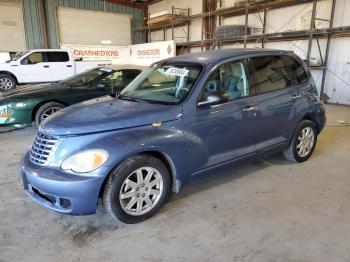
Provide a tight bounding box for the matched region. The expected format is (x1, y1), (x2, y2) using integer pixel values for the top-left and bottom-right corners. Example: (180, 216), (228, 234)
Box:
(105, 64), (146, 71)
(166, 48), (292, 65)
(28, 49), (63, 52)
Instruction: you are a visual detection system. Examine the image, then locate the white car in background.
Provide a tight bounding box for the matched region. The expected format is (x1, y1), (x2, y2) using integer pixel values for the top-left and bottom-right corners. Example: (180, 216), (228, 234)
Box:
(0, 49), (111, 91)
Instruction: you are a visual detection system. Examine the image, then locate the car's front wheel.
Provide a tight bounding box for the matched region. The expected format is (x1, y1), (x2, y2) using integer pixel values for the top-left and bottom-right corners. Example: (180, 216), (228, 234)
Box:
(103, 154), (170, 224)
(35, 102), (65, 126)
(0, 74), (16, 91)
(283, 120), (318, 162)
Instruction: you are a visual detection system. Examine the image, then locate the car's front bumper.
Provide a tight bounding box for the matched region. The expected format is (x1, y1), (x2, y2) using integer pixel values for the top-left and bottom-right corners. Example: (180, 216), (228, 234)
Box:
(19, 151), (105, 215)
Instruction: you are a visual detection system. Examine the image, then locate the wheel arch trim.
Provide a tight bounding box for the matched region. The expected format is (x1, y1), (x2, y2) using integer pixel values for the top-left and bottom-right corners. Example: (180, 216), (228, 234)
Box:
(102, 148), (182, 196)
(287, 112), (320, 145)
(0, 71), (18, 84)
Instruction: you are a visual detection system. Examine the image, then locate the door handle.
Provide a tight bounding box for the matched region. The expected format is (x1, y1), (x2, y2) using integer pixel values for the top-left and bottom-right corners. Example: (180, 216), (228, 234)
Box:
(242, 106), (257, 112)
(43, 65), (49, 68)
(67, 65), (72, 67)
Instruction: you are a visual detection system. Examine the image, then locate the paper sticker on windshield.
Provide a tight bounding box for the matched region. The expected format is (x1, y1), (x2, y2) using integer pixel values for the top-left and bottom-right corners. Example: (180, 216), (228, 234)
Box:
(100, 68), (113, 72)
(165, 67), (189, 77)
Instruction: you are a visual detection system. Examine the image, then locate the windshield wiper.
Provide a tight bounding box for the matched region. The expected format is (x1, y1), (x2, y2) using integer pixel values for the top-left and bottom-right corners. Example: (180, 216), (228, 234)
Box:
(118, 95), (146, 103)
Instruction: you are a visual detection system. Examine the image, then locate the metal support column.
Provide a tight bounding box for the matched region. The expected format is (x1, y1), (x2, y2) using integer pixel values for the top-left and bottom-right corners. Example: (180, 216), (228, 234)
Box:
(320, 0), (337, 96)
(244, 0), (249, 48)
(171, 6), (175, 40)
(306, 0), (318, 65)
(262, 6), (267, 48)
(148, 12), (152, 42)
(187, 8), (191, 53)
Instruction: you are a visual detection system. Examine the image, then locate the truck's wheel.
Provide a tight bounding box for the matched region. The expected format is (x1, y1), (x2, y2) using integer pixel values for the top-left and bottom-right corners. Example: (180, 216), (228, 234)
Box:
(283, 120), (318, 163)
(0, 74), (16, 91)
(103, 154), (170, 224)
(35, 102), (65, 126)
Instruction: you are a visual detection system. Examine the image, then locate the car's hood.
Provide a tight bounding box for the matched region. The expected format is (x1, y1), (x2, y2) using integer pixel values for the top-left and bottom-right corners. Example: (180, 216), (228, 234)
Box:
(40, 96), (183, 136)
(0, 83), (65, 101)
(0, 62), (12, 68)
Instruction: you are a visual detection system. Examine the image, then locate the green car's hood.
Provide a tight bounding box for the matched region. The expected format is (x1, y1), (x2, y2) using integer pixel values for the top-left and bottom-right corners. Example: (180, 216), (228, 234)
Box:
(0, 83), (67, 101)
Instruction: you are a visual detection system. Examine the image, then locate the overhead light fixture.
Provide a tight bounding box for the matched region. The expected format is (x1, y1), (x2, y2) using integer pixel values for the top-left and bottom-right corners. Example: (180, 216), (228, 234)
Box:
(101, 40), (112, 45)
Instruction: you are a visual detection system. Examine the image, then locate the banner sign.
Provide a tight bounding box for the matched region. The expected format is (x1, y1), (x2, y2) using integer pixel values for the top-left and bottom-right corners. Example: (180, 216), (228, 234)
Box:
(60, 40), (175, 66)
(129, 41), (175, 66)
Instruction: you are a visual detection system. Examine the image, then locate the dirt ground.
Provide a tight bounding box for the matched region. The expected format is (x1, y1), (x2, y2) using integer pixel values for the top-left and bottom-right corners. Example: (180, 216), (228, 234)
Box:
(1, 104), (350, 262)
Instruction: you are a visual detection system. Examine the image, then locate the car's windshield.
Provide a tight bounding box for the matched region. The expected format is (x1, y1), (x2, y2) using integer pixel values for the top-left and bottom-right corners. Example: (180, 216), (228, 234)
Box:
(120, 63), (202, 104)
(11, 51), (30, 61)
(60, 67), (113, 87)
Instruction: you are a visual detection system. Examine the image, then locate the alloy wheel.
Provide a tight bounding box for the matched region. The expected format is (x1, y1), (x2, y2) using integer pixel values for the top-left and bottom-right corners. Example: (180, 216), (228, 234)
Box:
(40, 107), (62, 122)
(296, 127), (315, 157)
(119, 167), (163, 216)
(0, 78), (13, 91)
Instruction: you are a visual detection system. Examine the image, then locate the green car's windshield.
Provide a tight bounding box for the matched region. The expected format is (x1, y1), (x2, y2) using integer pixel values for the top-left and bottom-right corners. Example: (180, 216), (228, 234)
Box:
(60, 67), (113, 87)
(120, 63), (202, 104)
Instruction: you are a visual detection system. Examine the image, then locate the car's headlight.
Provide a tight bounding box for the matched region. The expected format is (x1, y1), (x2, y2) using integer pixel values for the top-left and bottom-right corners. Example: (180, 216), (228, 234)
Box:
(61, 149), (109, 173)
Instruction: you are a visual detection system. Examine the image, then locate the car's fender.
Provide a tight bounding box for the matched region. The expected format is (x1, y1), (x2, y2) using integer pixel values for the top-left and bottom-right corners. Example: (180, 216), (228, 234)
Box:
(0, 70), (19, 83)
(52, 121), (187, 193)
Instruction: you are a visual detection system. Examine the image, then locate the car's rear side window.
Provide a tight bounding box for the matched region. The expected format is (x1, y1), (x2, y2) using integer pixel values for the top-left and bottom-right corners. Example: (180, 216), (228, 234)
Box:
(249, 55), (294, 94)
(282, 55), (309, 84)
(46, 52), (69, 62)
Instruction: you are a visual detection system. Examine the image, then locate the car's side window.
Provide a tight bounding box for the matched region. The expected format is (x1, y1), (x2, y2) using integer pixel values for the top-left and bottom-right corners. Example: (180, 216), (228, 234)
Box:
(101, 70), (141, 89)
(249, 55), (295, 94)
(282, 55), (309, 84)
(21, 52), (46, 65)
(200, 60), (249, 103)
(46, 52), (69, 62)
(101, 70), (123, 88)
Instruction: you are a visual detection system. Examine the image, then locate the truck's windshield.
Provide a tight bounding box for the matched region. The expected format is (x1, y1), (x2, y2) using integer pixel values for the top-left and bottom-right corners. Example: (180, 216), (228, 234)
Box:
(60, 67), (112, 87)
(120, 63), (202, 104)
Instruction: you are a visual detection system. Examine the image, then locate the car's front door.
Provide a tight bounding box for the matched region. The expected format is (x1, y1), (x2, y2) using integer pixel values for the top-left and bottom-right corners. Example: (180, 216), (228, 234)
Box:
(184, 59), (258, 178)
(248, 55), (304, 151)
(20, 52), (52, 83)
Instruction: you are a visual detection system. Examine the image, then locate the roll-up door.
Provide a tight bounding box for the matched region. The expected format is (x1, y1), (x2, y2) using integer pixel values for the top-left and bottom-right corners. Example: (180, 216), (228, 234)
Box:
(56, 7), (132, 46)
(0, 1), (26, 52)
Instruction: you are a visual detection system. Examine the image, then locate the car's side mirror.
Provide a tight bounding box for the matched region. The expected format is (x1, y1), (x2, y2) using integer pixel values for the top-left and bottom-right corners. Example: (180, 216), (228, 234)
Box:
(197, 91), (229, 107)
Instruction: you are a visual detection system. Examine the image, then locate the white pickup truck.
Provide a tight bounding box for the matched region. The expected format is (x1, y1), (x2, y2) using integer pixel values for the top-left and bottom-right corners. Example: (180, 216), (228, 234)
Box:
(0, 49), (111, 91)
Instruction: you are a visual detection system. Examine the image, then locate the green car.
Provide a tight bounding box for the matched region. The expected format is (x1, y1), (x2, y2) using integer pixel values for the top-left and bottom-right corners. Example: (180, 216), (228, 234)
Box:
(0, 65), (144, 128)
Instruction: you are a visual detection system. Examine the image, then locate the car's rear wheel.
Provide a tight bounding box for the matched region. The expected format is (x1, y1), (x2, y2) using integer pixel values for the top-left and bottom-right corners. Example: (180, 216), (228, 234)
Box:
(0, 74), (16, 91)
(283, 120), (318, 162)
(103, 154), (170, 224)
(35, 102), (65, 126)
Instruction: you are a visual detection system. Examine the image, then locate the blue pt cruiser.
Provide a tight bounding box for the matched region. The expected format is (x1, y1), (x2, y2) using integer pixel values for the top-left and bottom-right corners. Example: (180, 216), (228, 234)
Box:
(19, 49), (326, 223)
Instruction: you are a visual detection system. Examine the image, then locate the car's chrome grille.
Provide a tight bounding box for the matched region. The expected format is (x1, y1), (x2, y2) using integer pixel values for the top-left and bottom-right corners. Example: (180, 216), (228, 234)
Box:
(30, 132), (58, 166)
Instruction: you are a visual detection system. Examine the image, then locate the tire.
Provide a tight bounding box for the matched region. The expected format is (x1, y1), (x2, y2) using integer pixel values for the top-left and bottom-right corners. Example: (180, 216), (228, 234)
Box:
(103, 154), (171, 224)
(35, 102), (65, 126)
(0, 74), (16, 91)
(283, 120), (318, 163)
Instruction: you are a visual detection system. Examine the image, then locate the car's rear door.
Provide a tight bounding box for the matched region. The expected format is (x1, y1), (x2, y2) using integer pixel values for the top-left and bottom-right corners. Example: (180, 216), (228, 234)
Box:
(248, 55), (301, 151)
(46, 51), (74, 81)
(184, 59), (258, 178)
